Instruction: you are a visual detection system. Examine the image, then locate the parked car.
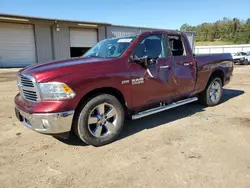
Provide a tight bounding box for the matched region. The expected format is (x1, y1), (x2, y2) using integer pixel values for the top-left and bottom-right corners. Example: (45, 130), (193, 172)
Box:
(232, 52), (250, 65)
(14, 30), (234, 146)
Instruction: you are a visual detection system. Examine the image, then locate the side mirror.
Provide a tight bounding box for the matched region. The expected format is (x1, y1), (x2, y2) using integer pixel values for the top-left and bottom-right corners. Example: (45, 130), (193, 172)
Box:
(132, 56), (157, 67)
(133, 56), (148, 67)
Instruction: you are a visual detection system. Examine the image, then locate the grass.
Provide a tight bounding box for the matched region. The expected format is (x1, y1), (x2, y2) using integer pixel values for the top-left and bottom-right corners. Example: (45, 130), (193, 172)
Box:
(196, 41), (235, 46)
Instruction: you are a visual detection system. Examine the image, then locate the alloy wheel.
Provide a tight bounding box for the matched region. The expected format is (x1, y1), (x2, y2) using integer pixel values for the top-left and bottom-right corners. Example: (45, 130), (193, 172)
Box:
(87, 103), (118, 138)
(209, 80), (222, 104)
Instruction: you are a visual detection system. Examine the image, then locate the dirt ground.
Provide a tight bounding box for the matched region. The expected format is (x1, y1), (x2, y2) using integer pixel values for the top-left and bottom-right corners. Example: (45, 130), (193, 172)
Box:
(0, 66), (250, 188)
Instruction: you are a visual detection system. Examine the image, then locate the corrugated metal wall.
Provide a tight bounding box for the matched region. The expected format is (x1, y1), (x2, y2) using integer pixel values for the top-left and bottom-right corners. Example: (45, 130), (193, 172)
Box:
(98, 26), (106, 41)
(34, 24), (53, 63)
(106, 26), (140, 38)
(34, 25), (106, 62)
(52, 25), (70, 60)
(0, 21), (196, 67)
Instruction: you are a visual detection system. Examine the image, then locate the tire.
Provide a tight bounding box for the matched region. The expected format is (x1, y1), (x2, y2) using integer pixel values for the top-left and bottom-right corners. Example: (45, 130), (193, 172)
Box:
(243, 59), (248, 65)
(199, 77), (223, 106)
(73, 94), (125, 146)
(245, 59), (249, 65)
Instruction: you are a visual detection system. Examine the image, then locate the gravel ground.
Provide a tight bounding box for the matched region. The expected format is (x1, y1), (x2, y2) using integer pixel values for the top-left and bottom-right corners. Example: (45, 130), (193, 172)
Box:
(0, 66), (250, 188)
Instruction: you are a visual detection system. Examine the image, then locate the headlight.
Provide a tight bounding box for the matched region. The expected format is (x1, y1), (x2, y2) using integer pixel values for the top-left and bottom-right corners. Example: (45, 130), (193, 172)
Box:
(39, 82), (76, 100)
(240, 57), (245, 60)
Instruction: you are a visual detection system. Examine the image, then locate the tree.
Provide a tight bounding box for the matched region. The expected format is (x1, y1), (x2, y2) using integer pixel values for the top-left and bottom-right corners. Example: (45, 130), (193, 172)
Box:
(180, 17), (250, 44)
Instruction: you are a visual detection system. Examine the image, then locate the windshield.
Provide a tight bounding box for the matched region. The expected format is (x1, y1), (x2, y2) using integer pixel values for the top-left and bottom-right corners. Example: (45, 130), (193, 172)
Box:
(83, 36), (137, 58)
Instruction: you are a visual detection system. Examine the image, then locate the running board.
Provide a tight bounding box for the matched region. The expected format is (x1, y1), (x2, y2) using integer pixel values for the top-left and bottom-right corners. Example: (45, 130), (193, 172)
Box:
(132, 97), (198, 120)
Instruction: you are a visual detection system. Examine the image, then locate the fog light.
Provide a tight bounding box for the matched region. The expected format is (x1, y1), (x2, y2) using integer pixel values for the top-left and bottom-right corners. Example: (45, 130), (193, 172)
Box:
(42, 119), (50, 129)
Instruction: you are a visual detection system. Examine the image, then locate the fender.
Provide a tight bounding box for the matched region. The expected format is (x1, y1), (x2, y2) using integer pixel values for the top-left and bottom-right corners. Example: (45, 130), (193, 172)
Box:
(193, 61), (228, 94)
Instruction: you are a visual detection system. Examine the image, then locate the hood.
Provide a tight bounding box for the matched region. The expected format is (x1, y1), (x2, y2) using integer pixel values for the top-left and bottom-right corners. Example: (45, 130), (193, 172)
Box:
(21, 57), (112, 82)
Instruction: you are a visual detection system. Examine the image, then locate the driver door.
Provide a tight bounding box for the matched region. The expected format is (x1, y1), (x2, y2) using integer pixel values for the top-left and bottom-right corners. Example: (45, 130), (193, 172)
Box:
(128, 34), (173, 110)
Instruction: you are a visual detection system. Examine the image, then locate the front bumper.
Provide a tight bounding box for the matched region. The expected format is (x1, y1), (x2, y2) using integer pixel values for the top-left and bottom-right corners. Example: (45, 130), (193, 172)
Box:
(15, 107), (74, 134)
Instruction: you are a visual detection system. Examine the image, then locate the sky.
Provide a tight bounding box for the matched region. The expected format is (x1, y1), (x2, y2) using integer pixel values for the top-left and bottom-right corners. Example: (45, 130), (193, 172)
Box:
(0, 0), (250, 29)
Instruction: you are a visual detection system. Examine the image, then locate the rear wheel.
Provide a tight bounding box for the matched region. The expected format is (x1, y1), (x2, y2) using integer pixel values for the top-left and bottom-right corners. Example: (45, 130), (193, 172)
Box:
(243, 59), (248, 65)
(199, 77), (223, 106)
(245, 59), (249, 65)
(73, 94), (125, 146)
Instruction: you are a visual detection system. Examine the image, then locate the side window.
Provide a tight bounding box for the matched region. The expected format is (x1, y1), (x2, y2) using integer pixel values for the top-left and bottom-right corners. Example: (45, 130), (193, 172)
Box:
(168, 35), (186, 56)
(133, 35), (166, 58)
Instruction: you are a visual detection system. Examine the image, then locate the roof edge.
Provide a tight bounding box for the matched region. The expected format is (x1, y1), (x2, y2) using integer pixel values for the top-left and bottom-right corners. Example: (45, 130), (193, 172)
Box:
(0, 13), (196, 33)
(0, 13), (111, 26)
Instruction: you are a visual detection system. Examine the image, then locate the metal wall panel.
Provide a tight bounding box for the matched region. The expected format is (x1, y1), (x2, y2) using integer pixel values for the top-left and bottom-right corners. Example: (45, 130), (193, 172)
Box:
(98, 26), (106, 41)
(106, 26), (140, 38)
(0, 22), (36, 67)
(34, 24), (53, 63)
(195, 44), (250, 54)
(52, 26), (70, 60)
(139, 28), (158, 33)
(70, 28), (98, 47)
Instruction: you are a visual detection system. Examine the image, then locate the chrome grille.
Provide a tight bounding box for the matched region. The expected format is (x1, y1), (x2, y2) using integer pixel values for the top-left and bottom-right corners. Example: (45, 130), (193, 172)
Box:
(20, 75), (34, 87)
(18, 74), (40, 102)
(22, 89), (38, 101)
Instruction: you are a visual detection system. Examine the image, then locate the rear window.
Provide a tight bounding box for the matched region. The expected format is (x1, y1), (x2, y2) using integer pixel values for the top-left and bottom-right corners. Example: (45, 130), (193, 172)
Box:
(168, 35), (186, 56)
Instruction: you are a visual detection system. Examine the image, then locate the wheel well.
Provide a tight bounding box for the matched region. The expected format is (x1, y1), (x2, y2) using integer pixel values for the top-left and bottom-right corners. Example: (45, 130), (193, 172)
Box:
(209, 70), (224, 86)
(75, 87), (127, 113)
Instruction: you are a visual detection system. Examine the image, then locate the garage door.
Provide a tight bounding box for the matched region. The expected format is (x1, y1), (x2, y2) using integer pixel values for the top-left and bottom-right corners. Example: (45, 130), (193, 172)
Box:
(70, 28), (98, 47)
(0, 23), (36, 67)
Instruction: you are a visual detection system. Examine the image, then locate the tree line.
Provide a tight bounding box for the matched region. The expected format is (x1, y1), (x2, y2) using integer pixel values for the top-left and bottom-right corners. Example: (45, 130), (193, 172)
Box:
(180, 18), (250, 44)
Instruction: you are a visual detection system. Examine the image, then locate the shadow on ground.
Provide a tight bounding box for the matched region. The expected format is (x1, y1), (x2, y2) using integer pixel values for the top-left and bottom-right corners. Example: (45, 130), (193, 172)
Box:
(56, 88), (244, 146)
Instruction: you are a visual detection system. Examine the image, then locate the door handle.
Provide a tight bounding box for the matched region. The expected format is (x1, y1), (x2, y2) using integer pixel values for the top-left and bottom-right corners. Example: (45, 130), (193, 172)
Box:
(160, 65), (169, 69)
(183, 62), (190, 66)
(177, 61), (192, 66)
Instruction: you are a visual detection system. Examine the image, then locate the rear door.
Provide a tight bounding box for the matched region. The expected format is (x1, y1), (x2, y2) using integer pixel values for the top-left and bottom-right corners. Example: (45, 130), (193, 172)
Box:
(167, 34), (197, 100)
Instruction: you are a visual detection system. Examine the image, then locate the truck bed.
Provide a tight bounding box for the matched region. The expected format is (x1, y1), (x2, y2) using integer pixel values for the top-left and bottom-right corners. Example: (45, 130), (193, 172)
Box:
(196, 53), (233, 68)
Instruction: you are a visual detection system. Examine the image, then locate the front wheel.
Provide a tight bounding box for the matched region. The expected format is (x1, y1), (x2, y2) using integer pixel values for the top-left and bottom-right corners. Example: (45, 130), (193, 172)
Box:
(73, 94), (125, 146)
(199, 77), (223, 106)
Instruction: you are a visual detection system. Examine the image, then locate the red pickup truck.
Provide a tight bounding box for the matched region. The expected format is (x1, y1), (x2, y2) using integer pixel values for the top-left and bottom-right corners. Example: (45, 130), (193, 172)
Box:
(14, 30), (233, 146)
